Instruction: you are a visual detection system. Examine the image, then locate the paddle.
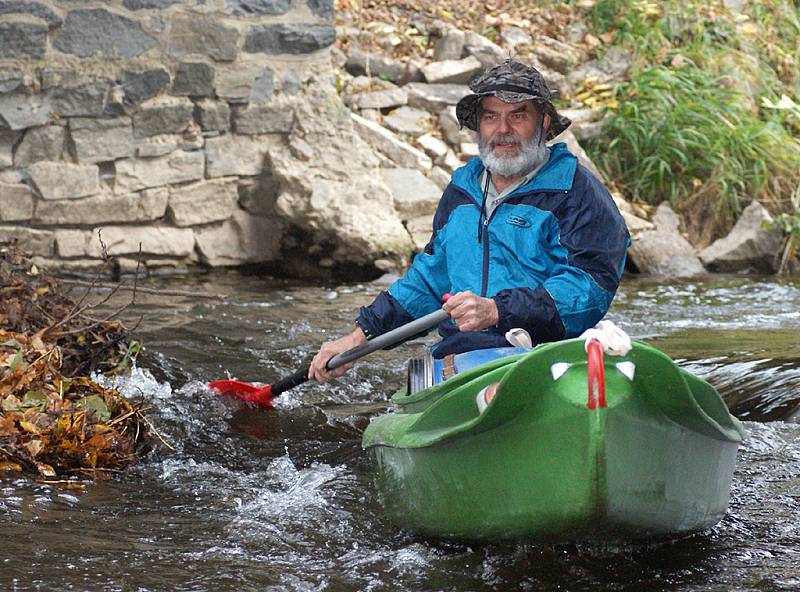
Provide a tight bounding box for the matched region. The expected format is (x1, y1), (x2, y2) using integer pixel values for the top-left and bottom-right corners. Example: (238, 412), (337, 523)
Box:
(209, 304), (451, 409)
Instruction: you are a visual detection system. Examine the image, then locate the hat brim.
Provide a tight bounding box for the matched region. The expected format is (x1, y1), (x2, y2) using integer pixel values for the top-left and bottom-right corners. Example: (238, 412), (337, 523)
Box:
(455, 93), (571, 142)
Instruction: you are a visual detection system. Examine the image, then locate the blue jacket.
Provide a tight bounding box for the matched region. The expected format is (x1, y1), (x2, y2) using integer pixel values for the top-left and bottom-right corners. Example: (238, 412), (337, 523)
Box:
(356, 143), (631, 358)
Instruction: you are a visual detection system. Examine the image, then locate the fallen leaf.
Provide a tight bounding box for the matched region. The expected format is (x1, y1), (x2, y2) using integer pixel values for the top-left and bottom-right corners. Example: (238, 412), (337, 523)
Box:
(36, 462), (56, 477)
(24, 438), (42, 457)
(1, 394), (21, 411)
(0, 461), (22, 472)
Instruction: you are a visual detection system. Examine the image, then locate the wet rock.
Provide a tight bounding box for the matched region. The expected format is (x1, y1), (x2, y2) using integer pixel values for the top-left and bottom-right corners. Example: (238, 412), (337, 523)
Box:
(122, 68), (171, 104)
(0, 20), (48, 59)
(627, 203), (705, 277)
(244, 23), (335, 54)
(168, 178), (239, 226)
(54, 9), (156, 58)
(173, 62), (215, 97)
(194, 208), (284, 266)
(34, 188), (168, 225)
(168, 14), (239, 62)
(381, 168), (441, 220)
(114, 150), (204, 193)
(13, 125), (66, 168)
(351, 112), (432, 171)
(406, 82), (470, 112)
(132, 96), (194, 138)
(28, 162), (100, 200)
(0, 183), (34, 221)
(699, 201), (784, 273)
(70, 117), (136, 164)
(434, 29), (465, 62)
(421, 56), (483, 85)
(196, 99), (231, 133)
(383, 106), (430, 136)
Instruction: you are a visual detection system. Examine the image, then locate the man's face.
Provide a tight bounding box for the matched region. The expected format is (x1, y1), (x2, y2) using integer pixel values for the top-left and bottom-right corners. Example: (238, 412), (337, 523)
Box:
(478, 97), (546, 157)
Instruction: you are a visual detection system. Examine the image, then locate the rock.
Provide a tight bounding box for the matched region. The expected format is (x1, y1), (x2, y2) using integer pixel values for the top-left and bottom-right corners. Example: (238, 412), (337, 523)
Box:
(0, 91), (52, 130)
(350, 112), (432, 171)
(438, 106), (474, 146)
(416, 134), (449, 159)
(460, 142), (479, 158)
(243, 23), (336, 54)
(100, 226), (196, 257)
(132, 96), (194, 138)
(0, 130), (17, 168)
(421, 56), (483, 85)
(54, 9), (157, 58)
(0, 2), (61, 27)
(28, 162), (100, 200)
(206, 134), (280, 177)
(168, 178), (239, 226)
(535, 36), (581, 74)
(627, 203), (705, 277)
(406, 214), (432, 252)
(434, 29), (465, 61)
(194, 208), (283, 266)
(307, 0), (334, 20)
(549, 128), (605, 182)
(168, 13), (239, 62)
(406, 82), (470, 112)
(699, 201), (784, 273)
(216, 69), (255, 103)
(114, 151), (204, 193)
(501, 26), (532, 50)
(620, 210), (654, 234)
(463, 31), (506, 68)
(383, 106), (430, 136)
(0, 226), (53, 256)
(345, 47), (407, 81)
(196, 99), (231, 133)
(0, 183), (34, 221)
(34, 188), (168, 225)
(233, 100), (295, 134)
(281, 69), (301, 95)
(345, 86), (408, 111)
(238, 174), (279, 216)
(380, 168), (441, 219)
(568, 46), (632, 87)
(225, 0), (290, 17)
(173, 62), (215, 97)
(70, 117), (136, 164)
(122, 68), (171, 104)
(0, 69), (23, 94)
(250, 67), (275, 102)
(0, 20), (48, 59)
(13, 125), (66, 167)
(438, 148), (464, 173)
(123, 0), (178, 8)
(51, 81), (109, 117)
(427, 166), (451, 190)
(136, 135), (179, 158)
(0, 170), (22, 184)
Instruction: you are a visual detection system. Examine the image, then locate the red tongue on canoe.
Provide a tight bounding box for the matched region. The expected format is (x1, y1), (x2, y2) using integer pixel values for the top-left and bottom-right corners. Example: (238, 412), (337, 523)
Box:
(208, 380), (275, 408)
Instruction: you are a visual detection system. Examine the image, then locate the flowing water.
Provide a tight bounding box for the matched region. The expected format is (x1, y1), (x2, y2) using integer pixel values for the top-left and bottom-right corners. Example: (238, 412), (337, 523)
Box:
(2, 272), (799, 592)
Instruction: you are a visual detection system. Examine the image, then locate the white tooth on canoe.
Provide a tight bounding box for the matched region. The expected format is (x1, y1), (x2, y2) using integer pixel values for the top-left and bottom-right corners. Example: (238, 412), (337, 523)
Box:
(550, 362), (571, 381)
(616, 361), (636, 381)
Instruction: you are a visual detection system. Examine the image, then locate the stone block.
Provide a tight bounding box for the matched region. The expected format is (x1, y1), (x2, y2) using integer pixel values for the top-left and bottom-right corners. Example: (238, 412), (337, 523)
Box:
(70, 117), (135, 164)
(307, 0), (333, 20)
(13, 125), (66, 167)
(123, 0), (178, 9)
(34, 188), (168, 225)
(0, 20), (47, 59)
(225, 0), (289, 16)
(0, 226), (54, 256)
(168, 14), (239, 62)
(232, 102), (294, 134)
(52, 81), (111, 117)
(421, 56), (482, 85)
(0, 183), (34, 221)
(0, 91), (52, 130)
(173, 62), (215, 97)
(380, 168), (441, 219)
(406, 82), (470, 112)
(168, 177), (238, 226)
(345, 86), (408, 111)
(434, 29), (465, 61)
(123, 69), (171, 104)
(216, 69), (254, 103)
(54, 9), (157, 58)
(114, 150), (205, 193)
(194, 208), (283, 266)
(0, 2), (61, 26)
(345, 47), (407, 81)
(0, 130), (17, 168)
(132, 96), (195, 138)
(28, 161), (100, 200)
(53, 229), (96, 257)
(206, 134), (279, 177)
(135, 135), (179, 158)
(99, 226), (196, 257)
(383, 106), (430, 136)
(351, 113), (432, 171)
(196, 99), (230, 132)
(250, 68), (275, 102)
(243, 23), (335, 54)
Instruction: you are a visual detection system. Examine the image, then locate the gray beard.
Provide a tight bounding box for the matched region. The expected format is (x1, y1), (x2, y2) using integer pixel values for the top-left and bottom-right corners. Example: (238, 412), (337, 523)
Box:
(478, 133), (548, 178)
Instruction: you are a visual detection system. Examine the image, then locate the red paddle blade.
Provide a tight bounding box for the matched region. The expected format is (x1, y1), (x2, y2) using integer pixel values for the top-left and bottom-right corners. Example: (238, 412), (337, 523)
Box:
(208, 380), (275, 409)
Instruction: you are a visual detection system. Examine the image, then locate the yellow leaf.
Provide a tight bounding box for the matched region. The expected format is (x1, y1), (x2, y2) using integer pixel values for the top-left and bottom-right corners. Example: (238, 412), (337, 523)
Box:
(20, 420), (41, 435)
(0, 461), (22, 472)
(36, 462), (56, 477)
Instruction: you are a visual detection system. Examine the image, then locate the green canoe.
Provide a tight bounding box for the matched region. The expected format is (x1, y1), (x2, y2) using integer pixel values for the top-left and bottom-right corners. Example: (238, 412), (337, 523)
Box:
(362, 338), (744, 541)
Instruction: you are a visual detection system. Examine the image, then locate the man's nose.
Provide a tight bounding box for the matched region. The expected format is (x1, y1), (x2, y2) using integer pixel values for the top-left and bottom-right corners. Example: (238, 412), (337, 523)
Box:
(497, 114), (512, 133)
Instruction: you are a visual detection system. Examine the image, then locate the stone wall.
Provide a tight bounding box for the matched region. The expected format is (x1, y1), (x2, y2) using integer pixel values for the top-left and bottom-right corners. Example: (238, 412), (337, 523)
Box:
(0, 0), (353, 275)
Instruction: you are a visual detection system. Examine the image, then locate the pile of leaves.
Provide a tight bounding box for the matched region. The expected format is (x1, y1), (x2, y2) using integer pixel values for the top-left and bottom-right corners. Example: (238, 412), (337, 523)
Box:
(0, 242), (155, 480)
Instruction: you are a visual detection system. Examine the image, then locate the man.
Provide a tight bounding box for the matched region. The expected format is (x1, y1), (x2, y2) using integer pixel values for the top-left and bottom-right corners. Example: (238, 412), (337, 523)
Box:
(310, 59), (630, 383)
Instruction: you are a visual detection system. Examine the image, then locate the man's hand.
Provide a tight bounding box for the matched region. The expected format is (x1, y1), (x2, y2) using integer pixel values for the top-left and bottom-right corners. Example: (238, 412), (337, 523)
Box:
(308, 325), (368, 384)
(443, 291), (499, 332)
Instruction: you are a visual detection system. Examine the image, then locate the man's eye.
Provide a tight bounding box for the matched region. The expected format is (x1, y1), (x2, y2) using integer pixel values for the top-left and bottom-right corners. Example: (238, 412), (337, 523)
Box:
(511, 112), (528, 121)
(482, 113), (497, 121)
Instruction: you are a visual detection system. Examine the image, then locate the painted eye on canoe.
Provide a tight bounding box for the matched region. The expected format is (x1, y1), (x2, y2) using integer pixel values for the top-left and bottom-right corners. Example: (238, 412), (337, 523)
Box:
(615, 361), (636, 381)
(475, 383), (500, 414)
(550, 362), (571, 381)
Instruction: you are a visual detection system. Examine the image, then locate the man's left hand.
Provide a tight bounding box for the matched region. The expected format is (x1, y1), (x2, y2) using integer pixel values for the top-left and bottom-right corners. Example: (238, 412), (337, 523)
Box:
(443, 291), (499, 332)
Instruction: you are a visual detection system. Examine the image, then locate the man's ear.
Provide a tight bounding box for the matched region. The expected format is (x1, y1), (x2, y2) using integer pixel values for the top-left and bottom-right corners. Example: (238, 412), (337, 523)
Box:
(543, 113), (551, 133)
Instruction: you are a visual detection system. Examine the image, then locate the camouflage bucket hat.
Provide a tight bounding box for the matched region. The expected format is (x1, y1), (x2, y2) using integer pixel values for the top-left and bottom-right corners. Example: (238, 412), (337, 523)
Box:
(456, 59), (571, 142)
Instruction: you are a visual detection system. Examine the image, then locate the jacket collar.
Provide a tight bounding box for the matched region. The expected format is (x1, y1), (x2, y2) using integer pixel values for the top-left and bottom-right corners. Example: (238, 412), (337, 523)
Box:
(451, 142), (578, 202)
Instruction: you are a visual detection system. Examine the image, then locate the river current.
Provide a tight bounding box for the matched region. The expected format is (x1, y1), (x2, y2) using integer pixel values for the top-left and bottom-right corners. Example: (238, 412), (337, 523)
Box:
(1, 272), (799, 591)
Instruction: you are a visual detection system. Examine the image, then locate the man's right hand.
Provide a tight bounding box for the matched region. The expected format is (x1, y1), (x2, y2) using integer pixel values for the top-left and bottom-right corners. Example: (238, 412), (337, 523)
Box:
(308, 325), (368, 384)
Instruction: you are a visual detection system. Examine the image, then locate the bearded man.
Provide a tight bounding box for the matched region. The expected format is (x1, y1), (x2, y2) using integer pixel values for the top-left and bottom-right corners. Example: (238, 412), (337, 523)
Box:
(309, 59), (630, 383)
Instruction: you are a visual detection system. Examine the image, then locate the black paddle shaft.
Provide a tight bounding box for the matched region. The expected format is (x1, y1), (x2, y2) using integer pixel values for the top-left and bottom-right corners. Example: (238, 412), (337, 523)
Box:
(270, 308), (450, 397)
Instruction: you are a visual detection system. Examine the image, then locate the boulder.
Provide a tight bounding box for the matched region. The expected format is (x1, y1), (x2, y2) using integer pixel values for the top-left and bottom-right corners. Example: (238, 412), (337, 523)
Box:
(699, 201), (784, 273)
(345, 47), (407, 81)
(427, 166), (451, 190)
(438, 106), (475, 147)
(406, 82), (470, 112)
(34, 188), (168, 225)
(568, 47), (632, 87)
(351, 112), (432, 171)
(500, 26), (532, 51)
(383, 106), (430, 136)
(114, 150), (205, 193)
(345, 86), (408, 110)
(463, 31), (506, 68)
(416, 134), (449, 160)
(28, 161), (100, 200)
(627, 203), (705, 277)
(421, 56), (482, 85)
(168, 178), (239, 226)
(0, 183), (35, 221)
(406, 214), (432, 252)
(433, 29), (465, 62)
(194, 208), (284, 266)
(380, 168), (441, 219)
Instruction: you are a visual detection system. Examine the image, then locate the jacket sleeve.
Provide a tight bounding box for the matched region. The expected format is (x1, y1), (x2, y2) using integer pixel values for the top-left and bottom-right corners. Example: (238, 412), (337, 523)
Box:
(493, 168), (630, 340)
(356, 196), (452, 337)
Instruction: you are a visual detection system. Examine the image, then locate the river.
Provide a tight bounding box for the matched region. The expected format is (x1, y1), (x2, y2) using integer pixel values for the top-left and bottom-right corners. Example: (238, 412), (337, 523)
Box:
(1, 272), (799, 591)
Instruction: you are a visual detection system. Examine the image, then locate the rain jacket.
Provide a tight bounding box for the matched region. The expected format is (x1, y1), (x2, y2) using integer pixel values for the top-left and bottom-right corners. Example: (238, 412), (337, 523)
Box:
(356, 143), (631, 358)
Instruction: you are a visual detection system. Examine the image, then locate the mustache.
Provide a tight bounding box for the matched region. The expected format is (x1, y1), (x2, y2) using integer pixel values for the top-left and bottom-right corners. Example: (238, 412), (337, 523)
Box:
(489, 134), (522, 148)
